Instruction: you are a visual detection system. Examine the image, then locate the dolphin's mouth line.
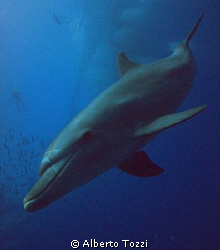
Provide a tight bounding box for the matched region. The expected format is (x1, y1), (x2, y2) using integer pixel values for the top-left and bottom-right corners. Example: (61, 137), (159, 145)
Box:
(24, 146), (83, 206)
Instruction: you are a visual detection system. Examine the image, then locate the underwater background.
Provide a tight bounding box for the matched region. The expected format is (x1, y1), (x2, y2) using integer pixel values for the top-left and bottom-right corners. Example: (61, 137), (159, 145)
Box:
(0, 0), (220, 249)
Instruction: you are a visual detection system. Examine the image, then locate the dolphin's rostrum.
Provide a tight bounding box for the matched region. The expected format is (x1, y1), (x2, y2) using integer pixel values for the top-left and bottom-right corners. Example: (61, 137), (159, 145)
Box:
(24, 13), (206, 212)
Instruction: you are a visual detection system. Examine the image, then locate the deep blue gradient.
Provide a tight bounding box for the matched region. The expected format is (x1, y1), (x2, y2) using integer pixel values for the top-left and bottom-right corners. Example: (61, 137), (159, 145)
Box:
(0, 1), (219, 249)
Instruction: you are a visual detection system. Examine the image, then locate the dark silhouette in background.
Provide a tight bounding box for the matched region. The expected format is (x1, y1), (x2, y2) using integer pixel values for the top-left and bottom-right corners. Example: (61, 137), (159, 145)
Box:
(12, 91), (25, 113)
(52, 13), (62, 25)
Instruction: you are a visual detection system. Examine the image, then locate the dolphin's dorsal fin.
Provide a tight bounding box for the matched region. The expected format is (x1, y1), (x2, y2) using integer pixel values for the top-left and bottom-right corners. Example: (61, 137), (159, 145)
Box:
(118, 151), (164, 177)
(135, 105), (207, 137)
(117, 52), (140, 77)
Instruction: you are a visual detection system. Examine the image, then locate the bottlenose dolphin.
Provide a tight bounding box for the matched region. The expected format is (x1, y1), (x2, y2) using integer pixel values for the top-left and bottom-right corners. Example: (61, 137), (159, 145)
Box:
(24, 13), (206, 212)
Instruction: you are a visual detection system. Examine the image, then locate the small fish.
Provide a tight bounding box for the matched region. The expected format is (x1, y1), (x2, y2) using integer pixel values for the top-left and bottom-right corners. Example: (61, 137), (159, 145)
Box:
(9, 134), (13, 141)
(22, 137), (29, 145)
(31, 149), (35, 155)
(53, 13), (62, 25)
(41, 140), (45, 148)
(7, 175), (13, 181)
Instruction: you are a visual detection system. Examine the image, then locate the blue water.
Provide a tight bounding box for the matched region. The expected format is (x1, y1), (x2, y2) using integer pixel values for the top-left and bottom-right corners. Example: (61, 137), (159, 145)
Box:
(1, 1), (220, 249)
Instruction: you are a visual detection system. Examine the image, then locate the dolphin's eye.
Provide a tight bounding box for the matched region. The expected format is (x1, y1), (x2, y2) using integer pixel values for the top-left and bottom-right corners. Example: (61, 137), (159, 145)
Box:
(82, 131), (93, 141)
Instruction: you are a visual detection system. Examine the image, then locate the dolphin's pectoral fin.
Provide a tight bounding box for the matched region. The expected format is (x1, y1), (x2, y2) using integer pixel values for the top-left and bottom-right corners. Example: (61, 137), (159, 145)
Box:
(135, 104), (207, 137)
(117, 52), (141, 77)
(118, 151), (164, 177)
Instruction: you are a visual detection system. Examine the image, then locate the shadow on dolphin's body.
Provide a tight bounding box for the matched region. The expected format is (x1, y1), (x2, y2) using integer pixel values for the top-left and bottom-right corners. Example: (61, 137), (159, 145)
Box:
(24, 13), (206, 212)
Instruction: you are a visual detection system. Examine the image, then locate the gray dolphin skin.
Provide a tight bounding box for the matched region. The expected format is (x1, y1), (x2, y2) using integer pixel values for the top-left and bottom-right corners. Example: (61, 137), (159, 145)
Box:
(24, 13), (206, 212)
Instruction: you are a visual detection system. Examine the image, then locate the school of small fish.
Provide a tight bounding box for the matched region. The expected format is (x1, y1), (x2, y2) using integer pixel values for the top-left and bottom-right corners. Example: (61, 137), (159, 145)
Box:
(0, 122), (46, 245)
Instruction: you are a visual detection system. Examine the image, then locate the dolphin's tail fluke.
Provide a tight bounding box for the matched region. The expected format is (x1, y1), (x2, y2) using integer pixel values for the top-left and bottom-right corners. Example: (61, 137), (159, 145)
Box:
(185, 12), (204, 46)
